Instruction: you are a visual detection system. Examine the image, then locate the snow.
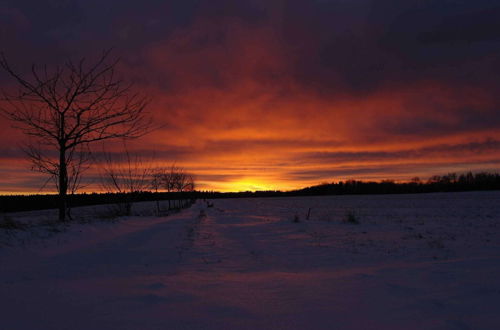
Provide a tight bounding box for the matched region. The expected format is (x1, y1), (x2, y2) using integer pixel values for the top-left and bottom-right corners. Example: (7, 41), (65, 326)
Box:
(1, 191), (500, 329)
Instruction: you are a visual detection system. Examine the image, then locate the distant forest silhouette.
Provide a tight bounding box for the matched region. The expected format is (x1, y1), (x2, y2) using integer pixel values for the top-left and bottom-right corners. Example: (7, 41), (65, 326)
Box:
(1, 171), (499, 213)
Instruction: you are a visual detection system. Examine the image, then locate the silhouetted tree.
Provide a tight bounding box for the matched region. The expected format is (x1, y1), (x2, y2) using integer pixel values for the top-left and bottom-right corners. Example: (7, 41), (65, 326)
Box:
(101, 146), (153, 216)
(157, 165), (195, 209)
(177, 172), (195, 208)
(162, 165), (178, 209)
(0, 50), (152, 221)
(411, 177), (421, 184)
(151, 168), (166, 215)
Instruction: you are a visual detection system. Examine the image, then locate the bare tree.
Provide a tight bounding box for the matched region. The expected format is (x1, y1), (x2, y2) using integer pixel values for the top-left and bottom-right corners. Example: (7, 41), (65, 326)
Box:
(0, 50), (152, 221)
(100, 146), (153, 216)
(151, 165), (195, 211)
(181, 173), (196, 208)
(174, 170), (195, 193)
(151, 168), (166, 215)
(167, 165), (195, 209)
(162, 164), (179, 210)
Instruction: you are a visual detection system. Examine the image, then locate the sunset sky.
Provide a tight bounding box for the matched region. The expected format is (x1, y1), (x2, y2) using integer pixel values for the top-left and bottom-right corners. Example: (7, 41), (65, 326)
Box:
(1, 0), (500, 193)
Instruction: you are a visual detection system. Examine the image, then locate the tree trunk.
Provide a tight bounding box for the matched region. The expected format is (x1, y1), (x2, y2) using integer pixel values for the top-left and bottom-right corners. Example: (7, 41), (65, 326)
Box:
(59, 146), (68, 222)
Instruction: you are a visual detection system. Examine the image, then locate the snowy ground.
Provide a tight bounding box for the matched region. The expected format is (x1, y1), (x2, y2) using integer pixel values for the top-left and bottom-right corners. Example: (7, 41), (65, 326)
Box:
(1, 192), (500, 330)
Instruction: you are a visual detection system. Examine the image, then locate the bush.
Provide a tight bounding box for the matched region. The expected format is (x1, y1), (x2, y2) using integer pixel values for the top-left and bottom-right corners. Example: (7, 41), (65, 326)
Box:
(344, 210), (359, 224)
(0, 215), (26, 230)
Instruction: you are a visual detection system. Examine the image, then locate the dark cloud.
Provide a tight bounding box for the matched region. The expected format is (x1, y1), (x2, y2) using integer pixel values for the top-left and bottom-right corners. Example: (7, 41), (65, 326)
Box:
(379, 107), (500, 138)
(267, 0), (500, 94)
(3, 0), (500, 92)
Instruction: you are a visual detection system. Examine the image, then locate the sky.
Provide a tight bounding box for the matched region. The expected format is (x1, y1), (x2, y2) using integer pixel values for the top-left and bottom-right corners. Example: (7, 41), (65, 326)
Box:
(1, 0), (500, 193)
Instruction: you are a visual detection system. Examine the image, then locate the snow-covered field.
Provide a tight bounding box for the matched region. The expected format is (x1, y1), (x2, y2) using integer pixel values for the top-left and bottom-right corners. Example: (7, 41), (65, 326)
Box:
(1, 192), (500, 330)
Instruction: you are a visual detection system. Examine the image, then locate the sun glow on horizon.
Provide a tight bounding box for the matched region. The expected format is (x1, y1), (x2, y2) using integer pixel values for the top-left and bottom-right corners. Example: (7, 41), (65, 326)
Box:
(212, 180), (277, 192)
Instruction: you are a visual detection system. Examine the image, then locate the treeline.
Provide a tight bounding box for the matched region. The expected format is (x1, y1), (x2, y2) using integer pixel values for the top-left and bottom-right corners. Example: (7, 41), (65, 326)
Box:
(1, 171), (499, 213)
(0, 191), (197, 214)
(294, 171), (500, 196)
(196, 171), (500, 198)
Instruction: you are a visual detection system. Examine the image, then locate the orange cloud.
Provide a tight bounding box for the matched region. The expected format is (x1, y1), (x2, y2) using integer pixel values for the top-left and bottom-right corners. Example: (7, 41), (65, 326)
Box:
(1, 14), (500, 193)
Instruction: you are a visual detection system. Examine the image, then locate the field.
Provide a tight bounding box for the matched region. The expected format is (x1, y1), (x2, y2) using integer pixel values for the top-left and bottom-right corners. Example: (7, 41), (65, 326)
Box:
(1, 191), (500, 329)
